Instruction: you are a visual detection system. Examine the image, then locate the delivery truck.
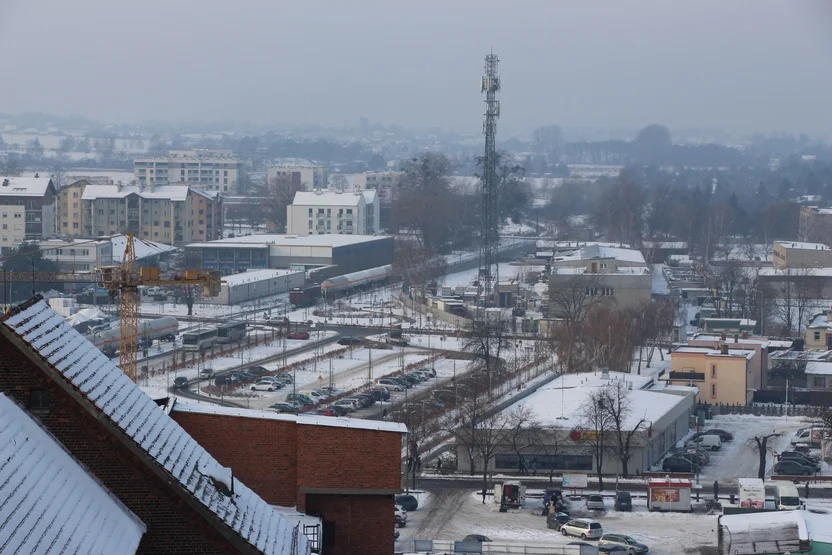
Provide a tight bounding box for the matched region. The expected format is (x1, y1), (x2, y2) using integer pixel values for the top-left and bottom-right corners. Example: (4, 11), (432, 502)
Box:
(738, 478), (765, 509)
(791, 426), (823, 447)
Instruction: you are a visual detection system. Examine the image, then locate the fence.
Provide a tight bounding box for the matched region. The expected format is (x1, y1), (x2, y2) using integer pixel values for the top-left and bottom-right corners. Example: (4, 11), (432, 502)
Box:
(406, 540), (581, 555)
(699, 401), (827, 419)
(753, 388), (832, 408)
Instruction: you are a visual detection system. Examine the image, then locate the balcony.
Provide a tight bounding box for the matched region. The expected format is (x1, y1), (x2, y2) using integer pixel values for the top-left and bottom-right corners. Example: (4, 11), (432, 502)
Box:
(668, 371), (705, 381)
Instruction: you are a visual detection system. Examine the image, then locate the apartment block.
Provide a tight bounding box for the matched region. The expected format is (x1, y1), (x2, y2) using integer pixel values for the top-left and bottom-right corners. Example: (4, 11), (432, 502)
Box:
(772, 240), (832, 269)
(0, 176), (57, 253)
(81, 184), (194, 246)
(57, 179), (88, 234)
(286, 189), (379, 235)
(352, 171), (402, 204)
(665, 344), (756, 405)
(134, 149), (240, 193)
(191, 189), (223, 242)
(267, 163), (328, 191)
(799, 206), (832, 243)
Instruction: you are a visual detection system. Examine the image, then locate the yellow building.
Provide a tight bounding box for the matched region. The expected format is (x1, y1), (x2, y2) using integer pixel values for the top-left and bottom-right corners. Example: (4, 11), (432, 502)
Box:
(806, 309), (832, 351)
(665, 345), (756, 405)
(773, 241), (832, 270)
(57, 180), (89, 235)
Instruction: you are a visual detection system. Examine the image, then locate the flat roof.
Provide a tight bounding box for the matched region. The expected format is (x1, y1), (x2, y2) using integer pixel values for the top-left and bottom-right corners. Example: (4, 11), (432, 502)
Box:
(222, 269), (303, 286)
(805, 362), (832, 375)
(186, 233), (386, 249)
(674, 346), (756, 360)
(293, 190), (364, 207)
(513, 372), (691, 430)
(776, 241), (831, 251)
(172, 401), (407, 434)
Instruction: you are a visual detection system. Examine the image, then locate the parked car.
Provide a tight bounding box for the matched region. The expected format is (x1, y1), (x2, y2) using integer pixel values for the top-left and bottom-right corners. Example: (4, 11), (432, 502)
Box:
(312, 408), (336, 417)
(333, 399), (359, 412)
(337, 337), (362, 345)
(395, 494), (419, 511)
(268, 402), (300, 413)
(174, 376), (189, 389)
(702, 428), (734, 442)
(561, 519), (603, 541)
(686, 435), (722, 451)
(662, 456), (698, 473)
(774, 459), (815, 476)
(614, 491), (632, 511)
(363, 389), (385, 402)
(353, 393), (376, 406)
(586, 494), (606, 511)
(546, 512), (571, 531)
(599, 545), (632, 553)
(399, 374), (420, 386)
(376, 379), (405, 392)
(286, 331), (311, 340)
(599, 534), (649, 553)
(286, 394), (316, 407)
(367, 386), (390, 400)
(462, 535), (491, 543)
(407, 372), (429, 382)
(251, 379), (280, 392)
(300, 390), (326, 402)
(793, 443), (813, 455)
(395, 506), (407, 528)
(247, 366), (269, 376)
(318, 386), (343, 396)
(779, 451), (821, 466)
(675, 447), (709, 466)
(417, 366), (437, 378)
(327, 405), (350, 417)
(274, 372), (293, 384)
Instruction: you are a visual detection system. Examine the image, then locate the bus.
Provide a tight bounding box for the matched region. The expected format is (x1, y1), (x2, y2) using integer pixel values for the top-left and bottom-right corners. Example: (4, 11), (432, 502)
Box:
(217, 321), (247, 344)
(182, 328), (219, 351)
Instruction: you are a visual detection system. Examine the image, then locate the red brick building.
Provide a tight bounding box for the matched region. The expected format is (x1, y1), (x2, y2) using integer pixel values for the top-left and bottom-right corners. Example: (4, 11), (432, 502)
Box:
(0, 297), (309, 555)
(171, 402), (406, 555)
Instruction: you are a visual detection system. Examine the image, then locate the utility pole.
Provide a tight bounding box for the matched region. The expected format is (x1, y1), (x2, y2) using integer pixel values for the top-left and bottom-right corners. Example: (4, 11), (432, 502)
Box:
(478, 50), (501, 309)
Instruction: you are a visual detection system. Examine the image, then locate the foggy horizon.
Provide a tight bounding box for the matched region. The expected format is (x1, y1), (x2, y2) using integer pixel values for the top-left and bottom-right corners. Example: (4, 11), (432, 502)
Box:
(1, 0), (831, 136)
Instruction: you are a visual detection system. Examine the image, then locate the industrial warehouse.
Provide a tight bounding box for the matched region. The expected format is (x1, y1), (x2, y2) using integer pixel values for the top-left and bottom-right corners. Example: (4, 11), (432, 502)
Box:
(184, 234), (394, 275)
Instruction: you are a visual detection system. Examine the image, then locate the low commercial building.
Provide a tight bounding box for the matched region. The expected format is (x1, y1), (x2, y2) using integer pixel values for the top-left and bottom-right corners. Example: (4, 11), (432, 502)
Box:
(458, 372), (695, 476)
(800, 205), (832, 243)
(665, 345), (756, 405)
(773, 240), (832, 269)
(214, 269), (305, 305)
(286, 189), (379, 236)
(0, 175), (57, 253)
(185, 233), (394, 275)
(39, 237), (113, 272)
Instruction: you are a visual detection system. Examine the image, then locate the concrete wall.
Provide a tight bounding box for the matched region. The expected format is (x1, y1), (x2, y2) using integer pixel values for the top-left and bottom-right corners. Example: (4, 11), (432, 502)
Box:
(217, 270), (305, 305)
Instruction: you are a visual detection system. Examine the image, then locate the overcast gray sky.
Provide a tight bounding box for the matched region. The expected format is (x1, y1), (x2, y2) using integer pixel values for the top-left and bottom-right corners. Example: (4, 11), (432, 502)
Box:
(1, 0), (830, 135)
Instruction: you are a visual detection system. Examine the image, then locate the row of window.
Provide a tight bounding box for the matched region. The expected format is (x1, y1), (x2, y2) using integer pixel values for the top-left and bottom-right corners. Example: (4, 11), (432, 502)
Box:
(585, 287), (614, 297)
(1, 213), (23, 219)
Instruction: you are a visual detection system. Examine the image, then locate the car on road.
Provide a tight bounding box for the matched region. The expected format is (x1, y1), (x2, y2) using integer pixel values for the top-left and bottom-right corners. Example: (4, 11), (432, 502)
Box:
(561, 519), (603, 541)
(599, 534), (649, 553)
(268, 402), (300, 413)
(586, 494), (606, 511)
(462, 535), (491, 543)
(395, 494), (419, 511)
(337, 337), (362, 346)
(614, 492), (632, 511)
(251, 379), (281, 392)
(199, 367), (214, 377)
(773, 459), (816, 476)
(546, 512), (571, 531)
(286, 331), (310, 340)
(174, 376), (189, 389)
(286, 394), (316, 407)
(395, 506), (407, 528)
(376, 379), (405, 392)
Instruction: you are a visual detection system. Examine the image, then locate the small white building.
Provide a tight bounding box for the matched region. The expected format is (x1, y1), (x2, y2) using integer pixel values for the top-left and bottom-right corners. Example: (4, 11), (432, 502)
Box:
(286, 189), (379, 236)
(39, 238), (113, 272)
(214, 269), (305, 305)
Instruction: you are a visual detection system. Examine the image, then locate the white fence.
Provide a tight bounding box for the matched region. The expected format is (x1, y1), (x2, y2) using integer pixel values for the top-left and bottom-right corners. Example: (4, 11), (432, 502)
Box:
(407, 539), (585, 555)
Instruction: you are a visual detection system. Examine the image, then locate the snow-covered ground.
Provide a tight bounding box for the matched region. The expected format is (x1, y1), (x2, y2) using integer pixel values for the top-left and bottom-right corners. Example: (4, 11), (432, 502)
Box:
(397, 489), (718, 555)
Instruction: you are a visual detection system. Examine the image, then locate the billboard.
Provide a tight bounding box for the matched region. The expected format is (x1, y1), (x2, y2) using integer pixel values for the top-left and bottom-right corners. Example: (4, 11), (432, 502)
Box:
(650, 488), (681, 503)
(562, 473), (588, 489)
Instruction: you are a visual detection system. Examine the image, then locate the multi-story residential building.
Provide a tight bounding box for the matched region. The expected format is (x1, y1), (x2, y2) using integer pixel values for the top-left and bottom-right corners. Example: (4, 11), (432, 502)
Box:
(286, 189), (379, 235)
(134, 149), (240, 194)
(267, 162), (328, 191)
(0, 175), (57, 253)
(57, 179), (88, 235)
(81, 184), (193, 246)
(665, 344), (757, 405)
(772, 240), (832, 269)
(39, 238), (112, 272)
(352, 171), (402, 204)
(799, 206), (832, 243)
(191, 189), (223, 242)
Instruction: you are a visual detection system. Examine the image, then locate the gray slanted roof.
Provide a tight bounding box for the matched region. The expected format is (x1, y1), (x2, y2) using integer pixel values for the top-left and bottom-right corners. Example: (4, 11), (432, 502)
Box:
(0, 298), (309, 555)
(0, 392), (146, 554)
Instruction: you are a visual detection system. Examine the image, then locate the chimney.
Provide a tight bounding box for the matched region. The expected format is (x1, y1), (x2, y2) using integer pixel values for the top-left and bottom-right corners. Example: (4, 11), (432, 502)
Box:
(720, 332), (726, 341)
(116, 181), (122, 192)
(1, 178), (8, 187)
(720, 343), (729, 355)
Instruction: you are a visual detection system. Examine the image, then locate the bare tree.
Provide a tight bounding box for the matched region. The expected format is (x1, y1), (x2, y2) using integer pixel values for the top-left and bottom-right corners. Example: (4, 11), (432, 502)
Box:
(717, 260), (746, 316)
(602, 381), (647, 478)
(504, 405), (541, 476)
(464, 317), (511, 397)
(260, 174), (303, 232)
(578, 388), (614, 491)
(331, 174), (349, 191)
(471, 408), (512, 504)
(537, 426), (562, 486)
(747, 432), (779, 480)
(548, 274), (601, 374)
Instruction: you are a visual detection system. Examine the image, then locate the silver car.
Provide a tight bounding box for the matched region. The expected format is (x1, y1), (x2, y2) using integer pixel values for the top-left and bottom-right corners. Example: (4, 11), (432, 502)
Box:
(561, 518), (603, 541)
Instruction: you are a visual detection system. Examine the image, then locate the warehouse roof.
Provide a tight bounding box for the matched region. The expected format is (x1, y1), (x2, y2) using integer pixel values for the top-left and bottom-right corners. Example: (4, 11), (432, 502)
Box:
(186, 233), (385, 249)
(0, 393), (146, 554)
(775, 241), (830, 251)
(293, 190), (365, 207)
(221, 269), (303, 286)
(0, 298), (308, 555)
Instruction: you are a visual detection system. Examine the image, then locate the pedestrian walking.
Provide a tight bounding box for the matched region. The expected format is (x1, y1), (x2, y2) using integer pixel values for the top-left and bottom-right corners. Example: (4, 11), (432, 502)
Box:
(436, 458), (443, 473)
(382, 408), (388, 419)
(805, 481), (810, 499)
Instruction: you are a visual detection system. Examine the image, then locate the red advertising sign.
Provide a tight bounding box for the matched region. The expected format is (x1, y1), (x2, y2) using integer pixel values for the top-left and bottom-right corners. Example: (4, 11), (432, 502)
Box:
(650, 488), (680, 503)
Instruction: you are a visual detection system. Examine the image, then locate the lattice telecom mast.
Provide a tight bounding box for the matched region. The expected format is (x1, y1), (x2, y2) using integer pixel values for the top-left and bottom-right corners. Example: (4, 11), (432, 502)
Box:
(479, 51), (501, 307)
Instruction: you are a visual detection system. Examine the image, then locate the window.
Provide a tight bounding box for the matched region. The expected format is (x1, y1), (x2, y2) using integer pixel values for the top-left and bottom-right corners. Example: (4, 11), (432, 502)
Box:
(153, 221), (159, 226)
(224, 170), (228, 176)
(164, 221), (170, 228)
(815, 331), (821, 341)
(308, 208), (313, 217)
(711, 365), (717, 378)
(224, 178), (228, 184)
(73, 222), (79, 229)
(72, 192), (78, 198)
(110, 209), (115, 215)
(72, 202), (78, 208)
(309, 220), (313, 229)
(97, 210), (104, 216)
(600, 263), (608, 269)
(29, 389), (50, 411)
(62, 222), (67, 228)
(494, 453), (592, 471)
(711, 384), (717, 398)
(813, 377), (825, 389)
(199, 209), (204, 215)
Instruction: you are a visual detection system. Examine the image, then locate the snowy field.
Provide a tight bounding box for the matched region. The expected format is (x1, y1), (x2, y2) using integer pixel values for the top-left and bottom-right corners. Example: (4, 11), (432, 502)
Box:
(397, 489), (719, 555)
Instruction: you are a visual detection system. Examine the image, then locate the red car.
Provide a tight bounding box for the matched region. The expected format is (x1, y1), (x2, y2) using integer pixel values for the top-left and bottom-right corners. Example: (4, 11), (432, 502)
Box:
(312, 408), (336, 417)
(286, 331), (310, 340)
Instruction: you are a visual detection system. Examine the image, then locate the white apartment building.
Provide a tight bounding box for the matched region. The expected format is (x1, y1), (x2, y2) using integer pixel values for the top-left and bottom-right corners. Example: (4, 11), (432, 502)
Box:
(0, 176), (57, 254)
(352, 171), (402, 204)
(267, 162), (328, 191)
(286, 190), (379, 236)
(39, 238), (113, 272)
(134, 150), (241, 194)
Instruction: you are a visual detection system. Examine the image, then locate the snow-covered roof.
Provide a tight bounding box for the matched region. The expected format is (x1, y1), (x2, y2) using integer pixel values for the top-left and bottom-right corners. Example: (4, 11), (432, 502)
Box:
(361, 189), (377, 204)
(0, 298), (308, 555)
(221, 269), (303, 287)
(642, 241), (688, 249)
(808, 312), (832, 329)
(513, 372), (693, 430)
(292, 190), (365, 207)
(552, 244), (646, 266)
(0, 393), (146, 554)
(187, 233), (384, 249)
(110, 234), (177, 262)
(172, 401), (408, 434)
(81, 184), (190, 202)
(0, 176), (53, 197)
(719, 510), (807, 553)
(674, 346), (756, 360)
(760, 266), (832, 277)
(804, 362), (832, 375)
(770, 350), (832, 362)
(776, 241), (830, 251)
(551, 266), (650, 276)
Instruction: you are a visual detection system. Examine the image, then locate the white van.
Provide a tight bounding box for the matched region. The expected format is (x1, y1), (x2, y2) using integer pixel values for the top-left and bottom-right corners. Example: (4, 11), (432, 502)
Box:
(774, 482), (801, 510)
(687, 435), (722, 451)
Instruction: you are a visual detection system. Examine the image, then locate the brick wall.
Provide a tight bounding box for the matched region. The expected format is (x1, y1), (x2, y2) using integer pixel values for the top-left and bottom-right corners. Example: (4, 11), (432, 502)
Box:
(305, 494), (395, 555)
(0, 338), (240, 555)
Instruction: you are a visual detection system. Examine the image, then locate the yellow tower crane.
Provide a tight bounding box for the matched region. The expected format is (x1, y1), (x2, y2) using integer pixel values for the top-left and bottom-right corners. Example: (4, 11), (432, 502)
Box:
(2, 234), (221, 381)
